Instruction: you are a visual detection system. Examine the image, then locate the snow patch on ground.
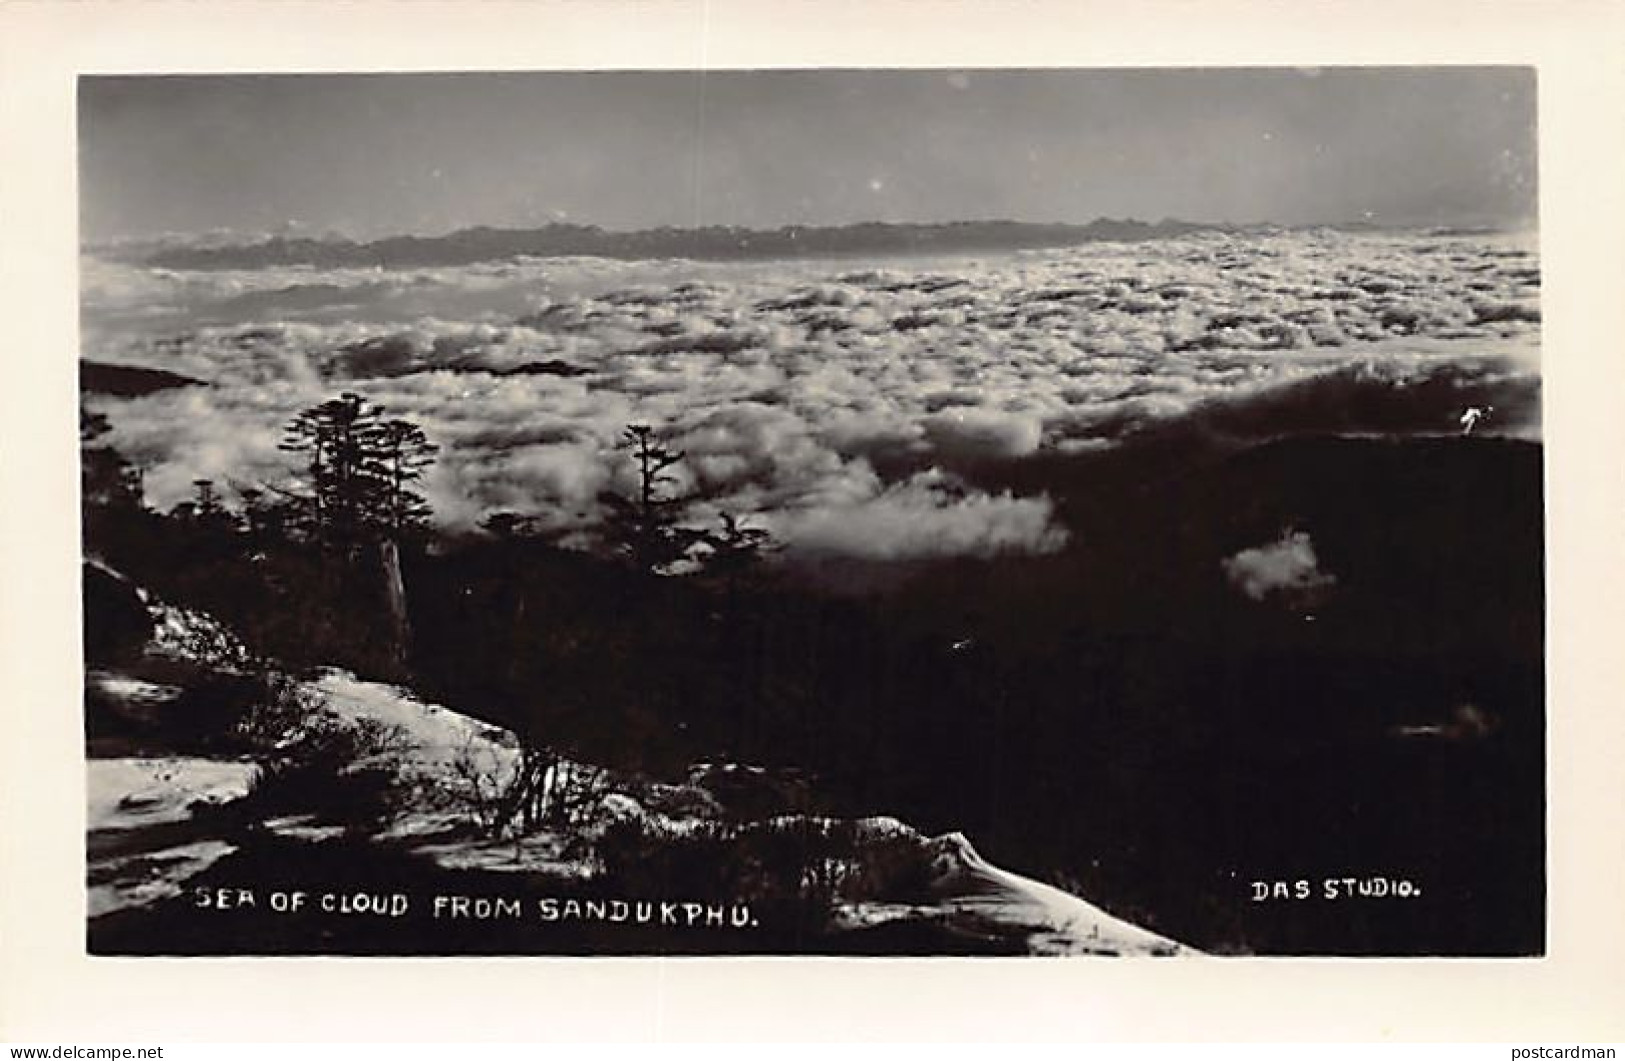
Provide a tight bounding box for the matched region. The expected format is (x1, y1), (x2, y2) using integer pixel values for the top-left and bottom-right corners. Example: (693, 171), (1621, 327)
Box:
(87, 756), (257, 833)
(308, 669), (518, 776)
(938, 836), (1186, 956)
(88, 674), (181, 703)
(88, 839), (239, 919)
(86, 756), (258, 919)
(411, 830), (592, 877)
(835, 830), (1190, 956)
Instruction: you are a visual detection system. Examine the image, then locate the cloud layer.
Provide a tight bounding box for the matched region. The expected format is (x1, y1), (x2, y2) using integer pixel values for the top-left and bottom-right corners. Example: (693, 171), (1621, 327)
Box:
(81, 229), (1540, 560)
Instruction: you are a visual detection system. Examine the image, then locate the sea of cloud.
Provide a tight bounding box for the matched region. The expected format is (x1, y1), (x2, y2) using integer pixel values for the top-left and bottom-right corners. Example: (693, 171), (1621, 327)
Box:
(80, 229), (1540, 561)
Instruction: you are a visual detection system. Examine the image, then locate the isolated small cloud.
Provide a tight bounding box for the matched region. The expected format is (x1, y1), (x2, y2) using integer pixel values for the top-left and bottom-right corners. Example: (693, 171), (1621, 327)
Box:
(775, 469), (1069, 561)
(1222, 530), (1337, 604)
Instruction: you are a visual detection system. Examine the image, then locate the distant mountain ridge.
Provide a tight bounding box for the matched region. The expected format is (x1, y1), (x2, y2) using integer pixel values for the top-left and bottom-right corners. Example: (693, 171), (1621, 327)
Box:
(109, 218), (1234, 271)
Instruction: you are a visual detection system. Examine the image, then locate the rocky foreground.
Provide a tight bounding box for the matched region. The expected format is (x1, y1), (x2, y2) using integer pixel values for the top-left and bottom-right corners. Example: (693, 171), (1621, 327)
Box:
(84, 571), (1191, 957)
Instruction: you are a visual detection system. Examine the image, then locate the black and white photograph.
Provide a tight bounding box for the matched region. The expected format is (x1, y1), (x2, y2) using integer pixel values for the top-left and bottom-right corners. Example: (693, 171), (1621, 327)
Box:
(71, 64), (1549, 959)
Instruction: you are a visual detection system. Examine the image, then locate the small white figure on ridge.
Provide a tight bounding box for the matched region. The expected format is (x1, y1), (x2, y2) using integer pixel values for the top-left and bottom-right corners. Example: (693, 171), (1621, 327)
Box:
(1459, 405), (1493, 436)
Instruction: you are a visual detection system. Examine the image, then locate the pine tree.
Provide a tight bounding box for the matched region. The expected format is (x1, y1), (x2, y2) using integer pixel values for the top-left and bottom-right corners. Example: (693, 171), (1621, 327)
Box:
(280, 393), (379, 546)
(169, 478), (242, 536)
(599, 424), (700, 573)
(278, 393), (438, 676)
(373, 419), (438, 536)
(278, 393), (436, 547)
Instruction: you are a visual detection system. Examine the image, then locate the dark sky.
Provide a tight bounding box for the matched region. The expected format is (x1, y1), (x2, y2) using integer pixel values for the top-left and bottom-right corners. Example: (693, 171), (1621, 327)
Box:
(79, 67), (1537, 240)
